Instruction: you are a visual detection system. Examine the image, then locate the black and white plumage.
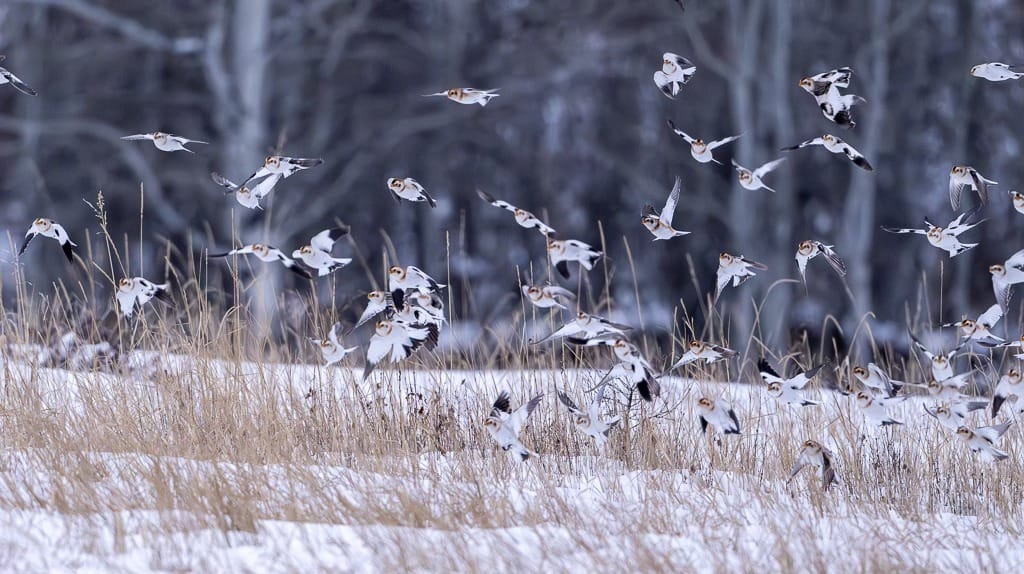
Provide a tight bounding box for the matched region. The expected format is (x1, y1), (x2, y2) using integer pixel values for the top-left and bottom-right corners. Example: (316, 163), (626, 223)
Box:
(666, 120), (741, 164)
(882, 207), (985, 258)
(956, 423), (1013, 462)
(731, 158), (786, 192)
(533, 311), (631, 345)
(362, 319), (436, 380)
(943, 303), (1004, 343)
(249, 156), (323, 180)
(949, 166), (997, 211)
(670, 340), (737, 371)
(781, 134), (873, 171)
(521, 284), (576, 310)
(352, 291), (393, 331)
(925, 372), (977, 402)
(570, 337), (662, 402)
(696, 397), (741, 435)
(291, 227), (352, 277)
(116, 277), (170, 318)
(209, 243), (312, 279)
(758, 359), (825, 407)
(547, 239), (603, 279)
(423, 88), (499, 106)
(484, 391), (543, 461)
(1009, 191), (1024, 215)
(477, 189), (555, 237)
(971, 63), (1022, 82)
(557, 384), (620, 447)
(797, 67), (864, 128)
(923, 400), (988, 432)
(0, 55), (37, 96)
(795, 240), (846, 282)
(715, 252), (767, 302)
(851, 363), (904, 397)
(388, 265), (445, 311)
(19, 218), (77, 263)
(653, 53), (696, 99)
(988, 248), (1024, 311)
(788, 439), (838, 491)
(310, 323), (358, 366)
(854, 391), (904, 427)
(387, 178), (437, 207)
(991, 368), (1024, 418)
(210, 171), (279, 210)
(121, 131), (208, 153)
(641, 176), (689, 240)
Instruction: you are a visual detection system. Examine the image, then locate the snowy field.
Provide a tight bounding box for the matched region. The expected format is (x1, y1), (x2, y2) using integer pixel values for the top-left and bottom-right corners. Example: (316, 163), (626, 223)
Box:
(1, 354), (1023, 572)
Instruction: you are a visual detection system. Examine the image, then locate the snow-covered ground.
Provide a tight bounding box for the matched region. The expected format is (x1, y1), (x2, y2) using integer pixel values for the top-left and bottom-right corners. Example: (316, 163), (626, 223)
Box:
(1, 355), (1022, 572)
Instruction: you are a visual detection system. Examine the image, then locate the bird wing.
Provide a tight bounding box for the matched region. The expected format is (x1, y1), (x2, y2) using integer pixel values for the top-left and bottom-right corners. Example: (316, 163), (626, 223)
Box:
(120, 134), (153, 141)
(0, 68), (37, 96)
(556, 391), (585, 416)
(753, 158), (787, 179)
(666, 119), (694, 143)
(781, 138), (822, 151)
(949, 175), (964, 211)
(660, 176), (682, 226)
(17, 232), (35, 256)
(881, 226), (926, 235)
(476, 189), (516, 213)
(968, 168), (990, 205)
(1004, 248), (1024, 269)
(508, 394), (543, 435)
(978, 303), (1003, 328)
(653, 71), (678, 99)
(707, 134), (742, 151)
(251, 173), (283, 199)
(210, 172), (239, 192)
(310, 226), (350, 252)
(817, 243), (847, 276)
(994, 276), (1013, 313)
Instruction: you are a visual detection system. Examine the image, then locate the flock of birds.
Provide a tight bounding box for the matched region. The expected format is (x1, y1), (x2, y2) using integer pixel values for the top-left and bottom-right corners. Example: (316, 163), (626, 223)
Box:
(4, 36), (1024, 489)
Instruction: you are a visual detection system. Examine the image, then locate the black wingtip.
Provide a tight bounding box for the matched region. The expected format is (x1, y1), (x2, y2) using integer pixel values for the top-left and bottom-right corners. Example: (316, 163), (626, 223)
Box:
(853, 156), (874, 171)
(62, 242), (75, 263)
(556, 261), (570, 280)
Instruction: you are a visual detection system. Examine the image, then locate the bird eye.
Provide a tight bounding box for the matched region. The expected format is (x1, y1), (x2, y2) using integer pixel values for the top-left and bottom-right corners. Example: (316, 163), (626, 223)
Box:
(447, 89), (458, 97)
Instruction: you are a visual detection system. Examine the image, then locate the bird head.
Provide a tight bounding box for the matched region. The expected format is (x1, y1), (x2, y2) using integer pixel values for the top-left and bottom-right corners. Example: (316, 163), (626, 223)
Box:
(951, 166), (965, 177)
(822, 134), (836, 145)
(524, 285), (542, 300)
(375, 320), (393, 337)
(854, 391), (872, 407)
(368, 291), (386, 303)
(970, 65), (980, 76)
(765, 381), (782, 395)
(719, 252), (734, 265)
(252, 244), (268, 256)
(696, 397), (713, 410)
(32, 218), (52, 232)
(1007, 368), (1021, 383)
(798, 77), (813, 91)
(797, 241), (816, 257)
(801, 440), (821, 454)
(573, 414), (591, 428)
(446, 88), (462, 99)
(152, 131), (166, 140)
(688, 340), (704, 352)
(851, 365), (868, 381)
(641, 214), (660, 231)
(955, 426), (972, 439)
(990, 264), (1006, 277)
(389, 266), (406, 281)
(265, 156), (281, 169)
(926, 228), (943, 242)
(117, 277), (134, 291)
(547, 240), (565, 254)
(387, 178), (404, 191)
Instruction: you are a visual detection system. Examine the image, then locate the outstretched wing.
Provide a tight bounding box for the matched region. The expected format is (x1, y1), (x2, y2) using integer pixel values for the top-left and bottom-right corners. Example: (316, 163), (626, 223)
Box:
(707, 134), (742, 151)
(556, 391), (584, 416)
(661, 176), (682, 226)
(753, 158), (786, 179)
(666, 119), (694, 144)
(781, 138), (822, 151)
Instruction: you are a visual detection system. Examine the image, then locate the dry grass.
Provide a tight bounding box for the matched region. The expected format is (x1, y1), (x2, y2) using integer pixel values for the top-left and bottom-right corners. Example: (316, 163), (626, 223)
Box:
(0, 199), (1023, 572)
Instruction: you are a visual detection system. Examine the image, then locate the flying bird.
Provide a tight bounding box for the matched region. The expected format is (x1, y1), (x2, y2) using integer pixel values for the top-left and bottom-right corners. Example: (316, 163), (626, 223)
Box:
(423, 88), (499, 107)
(991, 367), (1024, 418)
(521, 284), (576, 310)
(715, 253), (767, 302)
(788, 439), (837, 491)
(797, 68), (864, 128)
(731, 158), (786, 192)
(795, 240), (846, 283)
(116, 277), (169, 318)
(854, 391), (904, 427)
(882, 208), (985, 258)
(209, 243), (312, 279)
(669, 340), (737, 371)
(557, 385), (620, 447)
(970, 63), (1022, 82)
(696, 397), (741, 435)
(476, 189), (555, 237)
(533, 311), (631, 345)
(0, 55), (37, 95)
(924, 401), (988, 432)
(781, 134), (873, 171)
(572, 337), (662, 402)
(956, 423), (1013, 462)
(386, 178), (437, 208)
(248, 156), (323, 180)
(943, 303), (1004, 343)
(210, 171), (280, 210)
(910, 333), (964, 382)
(310, 323), (357, 366)
(758, 358), (826, 407)
(949, 166), (997, 211)
(388, 265), (445, 310)
(484, 391), (543, 461)
(19, 218), (77, 263)
(291, 227), (352, 277)
(547, 239), (603, 280)
(641, 176), (689, 240)
(654, 53), (695, 99)
(121, 132), (208, 153)
(851, 363), (904, 397)
(1009, 191), (1024, 215)
(666, 120), (741, 164)
(352, 291), (393, 331)
(989, 248), (1024, 311)
(362, 319), (436, 380)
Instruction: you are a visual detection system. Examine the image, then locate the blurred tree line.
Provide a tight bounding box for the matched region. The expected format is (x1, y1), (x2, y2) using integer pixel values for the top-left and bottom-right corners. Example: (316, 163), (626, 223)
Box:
(1, 0), (1023, 356)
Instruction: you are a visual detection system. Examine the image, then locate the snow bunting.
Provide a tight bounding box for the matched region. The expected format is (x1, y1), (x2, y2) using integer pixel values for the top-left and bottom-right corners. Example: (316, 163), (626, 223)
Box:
(943, 303), (1004, 343)
(949, 166), (997, 211)
(310, 323), (357, 366)
(798, 68), (863, 128)
(666, 120), (741, 164)
(1009, 191), (1024, 215)
(521, 283), (576, 310)
(484, 391), (543, 461)
(210, 171), (280, 210)
(855, 391), (904, 426)
(970, 63), (1022, 82)
(557, 385), (620, 447)
(0, 56), (37, 96)
(352, 291), (392, 331)
(991, 367), (1023, 418)
(795, 240), (846, 282)
(477, 189), (555, 237)
(574, 337), (661, 401)
(882, 208), (984, 258)
(956, 423), (1013, 462)
(670, 340), (737, 371)
(653, 53), (696, 99)
(759, 358), (825, 407)
(989, 248), (1024, 311)
(851, 363), (903, 397)
(798, 67), (853, 99)
(696, 397), (741, 435)
(362, 319), (436, 380)
(291, 227), (351, 277)
(788, 439), (838, 491)
(642, 176), (689, 240)
(116, 277), (169, 318)
(910, 333), (963, 382)
(403, 290), (446, 326)
(781, 134), (873, 171)
(925, 372), (977, 402)
(715, 252), (767, 302)
(731, 158), (786, 192)
(386, 178), (437, 208)
(121, 132), (207, 153)
(924, 400), (988, 432)
(18, 218), (77, 263)
(250, 156), (323, 179)
(423, 87), (500, 106)
(547, 239), (602, 280)
(209, 243), (312, 279)
(388, 265), (445, 310)
(819, 84), (866, 128)
(533, 311), (631, 344)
